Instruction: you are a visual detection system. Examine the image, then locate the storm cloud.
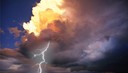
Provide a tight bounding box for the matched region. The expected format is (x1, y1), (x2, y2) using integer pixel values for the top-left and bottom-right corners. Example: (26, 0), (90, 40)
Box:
(19, 0), (128, 72)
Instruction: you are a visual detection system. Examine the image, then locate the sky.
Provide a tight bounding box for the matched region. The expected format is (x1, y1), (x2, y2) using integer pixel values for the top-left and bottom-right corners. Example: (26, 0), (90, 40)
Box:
(0, 0), (128, 72)
(0, 0), (39, 48)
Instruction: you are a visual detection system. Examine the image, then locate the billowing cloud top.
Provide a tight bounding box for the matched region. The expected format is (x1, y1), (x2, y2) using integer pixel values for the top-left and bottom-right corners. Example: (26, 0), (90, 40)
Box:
(19, 0), (128, 72)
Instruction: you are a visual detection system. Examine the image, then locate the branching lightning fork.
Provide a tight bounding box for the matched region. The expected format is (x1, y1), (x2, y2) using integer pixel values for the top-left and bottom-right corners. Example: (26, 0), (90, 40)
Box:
(33, 41), (50, 73)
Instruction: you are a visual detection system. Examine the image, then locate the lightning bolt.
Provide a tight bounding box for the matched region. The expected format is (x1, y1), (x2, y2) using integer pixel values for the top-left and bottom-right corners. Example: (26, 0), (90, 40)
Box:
(33, 41), (50, 73)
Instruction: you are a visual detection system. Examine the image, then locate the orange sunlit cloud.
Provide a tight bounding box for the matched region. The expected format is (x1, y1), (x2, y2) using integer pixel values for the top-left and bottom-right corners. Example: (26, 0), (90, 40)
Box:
(23, 0), (66, 36)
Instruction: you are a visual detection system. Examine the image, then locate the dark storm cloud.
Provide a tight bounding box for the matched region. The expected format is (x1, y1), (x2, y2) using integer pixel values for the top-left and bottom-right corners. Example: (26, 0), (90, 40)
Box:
(0, 49), (35, 73)
(0, 57), (19, 71)
(0, 48), (22, 57)
(47, 0), (127, 60)
(58, 0), (128, 71)
(20, 0), (128, 72)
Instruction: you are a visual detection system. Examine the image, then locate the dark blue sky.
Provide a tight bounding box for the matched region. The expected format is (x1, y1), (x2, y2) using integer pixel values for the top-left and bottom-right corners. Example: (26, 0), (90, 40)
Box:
(0, 0), (40, 48)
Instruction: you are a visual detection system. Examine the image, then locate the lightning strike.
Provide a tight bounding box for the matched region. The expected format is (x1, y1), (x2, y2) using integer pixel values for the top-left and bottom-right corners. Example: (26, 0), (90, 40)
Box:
(33, 41), (50, 73)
